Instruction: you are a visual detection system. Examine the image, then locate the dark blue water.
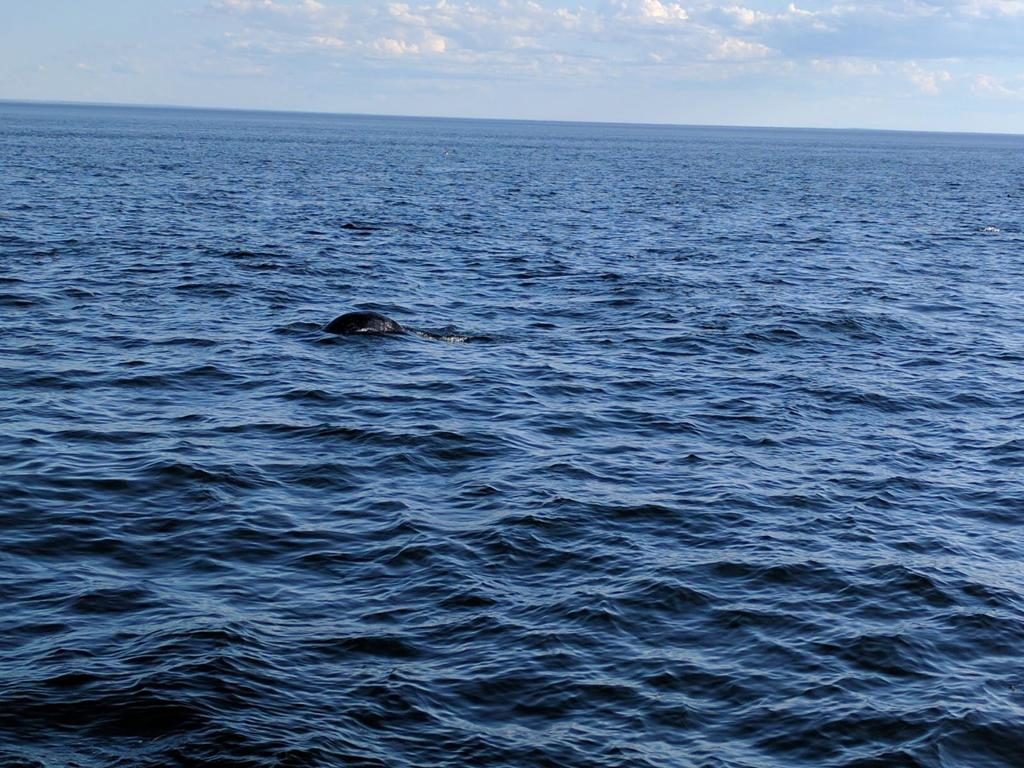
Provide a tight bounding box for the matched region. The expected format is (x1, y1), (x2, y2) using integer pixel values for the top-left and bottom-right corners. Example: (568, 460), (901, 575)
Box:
(2, 102), (1023, 768)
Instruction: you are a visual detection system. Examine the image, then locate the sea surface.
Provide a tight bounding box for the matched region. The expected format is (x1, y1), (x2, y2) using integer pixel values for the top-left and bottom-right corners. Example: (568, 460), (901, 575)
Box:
(1, 102), (1023, 768)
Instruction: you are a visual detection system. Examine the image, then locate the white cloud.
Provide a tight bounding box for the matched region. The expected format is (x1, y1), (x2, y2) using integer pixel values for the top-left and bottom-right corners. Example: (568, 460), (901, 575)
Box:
(777, 2), (835, 32)
(214, 0), (323, 14)
(721, 6), (769, 26)
(811, 57), (881, 76)
(635, 0), (689, 22)
(958, 0), (1024, 17)
(316, 28), (448, 57)
(710, 36), (773, 60)
(973, 73), (1024, 97)
(555, 7), (583, 27)
(422, 30), (448, 53)
(373, 37), (418, 55)
(203, 0), (1024, 102)
(905, 62), (952, 94)
(309, 34), (346, 49)
(388, 3), (428, 26)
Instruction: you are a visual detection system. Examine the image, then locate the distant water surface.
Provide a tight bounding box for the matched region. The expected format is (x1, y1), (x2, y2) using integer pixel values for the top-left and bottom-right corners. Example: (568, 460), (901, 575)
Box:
(1, 102), (1023, 767)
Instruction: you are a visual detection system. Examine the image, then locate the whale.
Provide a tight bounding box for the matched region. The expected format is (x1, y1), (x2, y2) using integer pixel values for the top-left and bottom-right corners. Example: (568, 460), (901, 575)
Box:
(325, 310), (405, 335)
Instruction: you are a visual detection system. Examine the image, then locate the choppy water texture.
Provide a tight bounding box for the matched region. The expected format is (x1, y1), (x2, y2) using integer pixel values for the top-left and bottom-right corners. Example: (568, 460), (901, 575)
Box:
(2, 102), (1023, 768)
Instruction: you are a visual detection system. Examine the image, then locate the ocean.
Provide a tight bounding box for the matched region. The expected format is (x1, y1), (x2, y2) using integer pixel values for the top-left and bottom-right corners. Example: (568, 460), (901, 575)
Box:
(1, 101), (1022, 767)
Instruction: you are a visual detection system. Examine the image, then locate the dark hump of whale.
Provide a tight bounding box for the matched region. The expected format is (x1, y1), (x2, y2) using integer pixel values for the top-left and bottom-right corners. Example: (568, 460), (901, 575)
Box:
(325, 311), (405, 335)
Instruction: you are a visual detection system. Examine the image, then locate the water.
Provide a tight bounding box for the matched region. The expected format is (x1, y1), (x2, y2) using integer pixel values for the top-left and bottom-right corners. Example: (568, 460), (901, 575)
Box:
(1, 102), (1023, 767)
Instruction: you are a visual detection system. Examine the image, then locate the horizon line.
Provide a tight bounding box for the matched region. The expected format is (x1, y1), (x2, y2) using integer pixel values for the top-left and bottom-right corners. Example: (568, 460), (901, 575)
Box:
(2, 96), (1022, 139)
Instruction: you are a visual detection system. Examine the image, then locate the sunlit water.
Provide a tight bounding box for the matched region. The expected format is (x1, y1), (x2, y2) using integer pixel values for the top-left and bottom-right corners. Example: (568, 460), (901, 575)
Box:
(1, 102), (1023, 767)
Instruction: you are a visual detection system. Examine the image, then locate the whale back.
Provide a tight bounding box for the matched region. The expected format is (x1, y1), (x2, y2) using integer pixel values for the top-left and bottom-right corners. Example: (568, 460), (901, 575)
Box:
(325, 311), (405, 335)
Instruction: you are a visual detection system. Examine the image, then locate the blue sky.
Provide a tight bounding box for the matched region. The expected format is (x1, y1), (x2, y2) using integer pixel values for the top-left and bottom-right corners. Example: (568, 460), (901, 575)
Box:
(2, 0), (1024, 132)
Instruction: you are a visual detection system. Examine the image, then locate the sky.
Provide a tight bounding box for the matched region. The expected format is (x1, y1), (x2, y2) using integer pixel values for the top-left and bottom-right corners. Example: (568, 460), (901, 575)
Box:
(2, 0), (1024, 132)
